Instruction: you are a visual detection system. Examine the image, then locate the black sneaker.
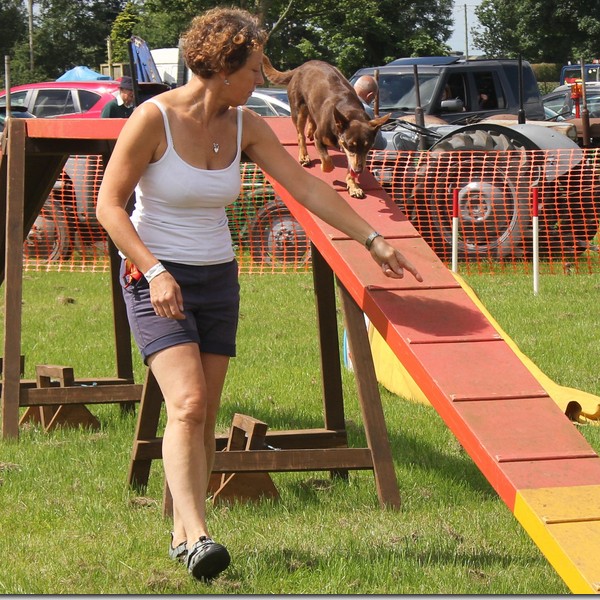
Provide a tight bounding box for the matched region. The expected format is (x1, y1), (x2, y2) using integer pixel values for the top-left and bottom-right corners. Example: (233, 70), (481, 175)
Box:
(186, 536), (231, 581)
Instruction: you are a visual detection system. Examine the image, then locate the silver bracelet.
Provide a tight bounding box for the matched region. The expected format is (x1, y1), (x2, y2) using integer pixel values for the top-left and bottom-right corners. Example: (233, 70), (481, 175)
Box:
(365, 231), (383, 250)
(144, 262), (167, 283)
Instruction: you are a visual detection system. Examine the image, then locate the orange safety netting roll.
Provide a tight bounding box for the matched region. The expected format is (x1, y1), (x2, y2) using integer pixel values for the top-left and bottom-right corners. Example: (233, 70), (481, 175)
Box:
(22, 149), (600, 275)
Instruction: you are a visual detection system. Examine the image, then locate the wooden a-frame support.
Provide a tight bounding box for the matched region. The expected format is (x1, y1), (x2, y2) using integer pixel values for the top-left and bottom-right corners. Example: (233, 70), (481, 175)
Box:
(128, 247), (401, 510)
(1, 118), (401, 509)
(1, 118), (142, 439)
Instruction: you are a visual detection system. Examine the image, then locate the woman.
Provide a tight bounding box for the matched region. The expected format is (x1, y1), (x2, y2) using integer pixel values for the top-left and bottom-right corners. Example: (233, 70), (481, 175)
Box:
(96, 6), (422, 583)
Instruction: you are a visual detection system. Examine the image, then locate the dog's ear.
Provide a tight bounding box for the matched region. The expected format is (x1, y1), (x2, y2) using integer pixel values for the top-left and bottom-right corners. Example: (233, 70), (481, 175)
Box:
(369, 113), (391, 130)
(333, 106), (350, 133)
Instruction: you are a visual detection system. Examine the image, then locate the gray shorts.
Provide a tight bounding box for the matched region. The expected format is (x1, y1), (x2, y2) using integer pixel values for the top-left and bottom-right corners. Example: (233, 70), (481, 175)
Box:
(120, 258), (240, 364)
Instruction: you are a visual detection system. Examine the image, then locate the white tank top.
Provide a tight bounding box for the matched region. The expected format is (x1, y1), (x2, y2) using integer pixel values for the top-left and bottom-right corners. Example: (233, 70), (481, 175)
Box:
(129, 98), (242, 265)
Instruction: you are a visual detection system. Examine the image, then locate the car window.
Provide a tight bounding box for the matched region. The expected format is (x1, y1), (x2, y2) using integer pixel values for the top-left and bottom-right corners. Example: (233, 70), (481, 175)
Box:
(269, 102), (290, 116)
(33, 89), (76, 117)
(444, 73), (468, 106)
(543, 93), (569, 116)
(0, 91), (28, 109)
(267, 91), (289, 104)
(562, 65), (600, 84)
(78, 90), (101, 113)
(246, 96), (277, 117)
(472, 71), (506, 110)
(377, 73), (439, 111)
(587, 94), (600, 117)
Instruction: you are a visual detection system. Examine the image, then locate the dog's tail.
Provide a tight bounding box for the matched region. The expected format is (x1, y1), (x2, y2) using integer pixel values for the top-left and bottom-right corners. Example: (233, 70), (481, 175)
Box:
(262, 55), (296, 86)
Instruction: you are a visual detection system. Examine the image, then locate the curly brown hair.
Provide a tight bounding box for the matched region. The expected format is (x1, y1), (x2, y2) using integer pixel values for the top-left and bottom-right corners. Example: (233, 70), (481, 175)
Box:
(182, 7), (268, 79)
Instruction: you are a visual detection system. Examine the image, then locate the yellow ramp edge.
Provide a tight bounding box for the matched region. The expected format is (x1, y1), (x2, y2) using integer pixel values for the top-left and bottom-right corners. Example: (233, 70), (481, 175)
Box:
(514, 485), (600, 594)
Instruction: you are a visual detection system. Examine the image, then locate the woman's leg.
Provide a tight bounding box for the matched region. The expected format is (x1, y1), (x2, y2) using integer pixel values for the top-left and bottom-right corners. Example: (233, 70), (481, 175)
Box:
(148, 342), (230, 548)
(200, 352), (230, 482)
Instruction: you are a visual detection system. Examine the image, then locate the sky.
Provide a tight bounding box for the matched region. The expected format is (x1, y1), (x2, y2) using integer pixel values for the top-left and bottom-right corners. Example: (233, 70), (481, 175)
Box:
(447, 1), (484, 55)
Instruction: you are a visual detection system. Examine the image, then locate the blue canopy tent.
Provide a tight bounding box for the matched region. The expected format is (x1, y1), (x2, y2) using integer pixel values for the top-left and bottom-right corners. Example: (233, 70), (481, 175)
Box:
(56, 66), (111, 82)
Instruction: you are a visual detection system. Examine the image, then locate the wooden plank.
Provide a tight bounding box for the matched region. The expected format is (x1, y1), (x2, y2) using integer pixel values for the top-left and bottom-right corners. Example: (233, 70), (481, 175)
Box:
(2, 119), (27, 438)
(131, 446), (373, 483)
(19, 384), (143, 406)
(515, 485), (600, 594)
(339, 283), (401, 509)
(212, 448), (374, 472)
(128, 370), (164, 489)
(312, 248), (345, 431)
(108, 186), (135, 382)
(131, 428), (351, 463)
(0, 377), (136, 391)
(25, 118), (125, 140)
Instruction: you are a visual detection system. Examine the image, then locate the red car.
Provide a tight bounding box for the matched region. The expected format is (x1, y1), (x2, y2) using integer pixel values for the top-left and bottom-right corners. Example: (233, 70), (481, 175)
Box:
(1, 79), (170, 262)
(0, 80), (120, 119)
(0, 81), (123, 261)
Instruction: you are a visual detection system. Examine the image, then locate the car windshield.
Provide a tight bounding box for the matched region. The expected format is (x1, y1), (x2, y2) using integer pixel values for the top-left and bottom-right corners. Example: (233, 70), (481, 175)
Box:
(545, 89), (600, 118)
(0, 109), (34, 133)
(543, 105), (565, 121)
(0, 91), (28, 109)
(376, 73), (439, 111)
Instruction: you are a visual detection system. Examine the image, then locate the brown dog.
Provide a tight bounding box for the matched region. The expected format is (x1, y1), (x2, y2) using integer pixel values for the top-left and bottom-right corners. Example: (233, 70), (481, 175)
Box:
(262, 55), (390, 198)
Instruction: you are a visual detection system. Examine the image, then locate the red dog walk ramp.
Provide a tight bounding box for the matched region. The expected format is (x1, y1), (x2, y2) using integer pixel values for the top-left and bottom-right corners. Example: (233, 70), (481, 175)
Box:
(263, 117), (600, 594)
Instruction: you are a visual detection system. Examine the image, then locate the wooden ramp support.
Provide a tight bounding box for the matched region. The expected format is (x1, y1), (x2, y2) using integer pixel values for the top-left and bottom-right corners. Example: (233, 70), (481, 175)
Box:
(128, 247), (402, 513)
(1, 118), (142, 439)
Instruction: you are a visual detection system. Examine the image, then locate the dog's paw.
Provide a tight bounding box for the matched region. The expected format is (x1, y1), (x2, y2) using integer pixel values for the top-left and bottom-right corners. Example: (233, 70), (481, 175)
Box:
(299, 155), (311, 167)
(321, 160), (334, 173)
(348, 185), (366, 199)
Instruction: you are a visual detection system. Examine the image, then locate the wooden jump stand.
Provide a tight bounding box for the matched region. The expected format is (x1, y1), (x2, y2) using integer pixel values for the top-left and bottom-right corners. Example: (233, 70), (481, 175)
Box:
(1, 118), (142, 439)
(129, 247), (401, 512)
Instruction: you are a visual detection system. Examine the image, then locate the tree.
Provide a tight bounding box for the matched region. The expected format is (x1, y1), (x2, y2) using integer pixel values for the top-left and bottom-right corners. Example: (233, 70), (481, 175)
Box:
(261, 0), (454, 76)
(4, 0), (457, 86)
(134, 0), (453, 77)
(27, 0), (124, 80)
(109, 1), (140, 63)
(472, 0), (600, 63)
(133, 0), (211, 49)
(0, 0), (27, 60)
(0, 0), (28, 86)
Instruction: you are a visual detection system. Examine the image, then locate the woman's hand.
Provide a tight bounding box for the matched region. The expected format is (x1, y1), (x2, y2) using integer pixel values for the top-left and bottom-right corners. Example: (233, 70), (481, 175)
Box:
(148, 272), (185, 319)
(370, 237), (423, 282)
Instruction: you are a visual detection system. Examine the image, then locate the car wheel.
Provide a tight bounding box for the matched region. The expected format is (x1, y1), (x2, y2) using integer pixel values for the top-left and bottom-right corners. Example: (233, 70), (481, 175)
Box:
(534, 161), (599, 258)
(24, 174), (75, 261)
(247, 200), (310, 265)
(24, 210), (72, 262)
(412, 129), (532, 261)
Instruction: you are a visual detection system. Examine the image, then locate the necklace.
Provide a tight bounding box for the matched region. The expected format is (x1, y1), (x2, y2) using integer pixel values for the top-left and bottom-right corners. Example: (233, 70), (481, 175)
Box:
(189, 87), (221, 154)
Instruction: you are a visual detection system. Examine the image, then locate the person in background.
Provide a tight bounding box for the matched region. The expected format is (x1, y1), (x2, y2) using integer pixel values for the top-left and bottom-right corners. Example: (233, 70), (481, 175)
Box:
(96, 6), (422, 584)
(353, 75), (387, 149)
(101, 75), (135, 118)
(353, 75), (379, 116)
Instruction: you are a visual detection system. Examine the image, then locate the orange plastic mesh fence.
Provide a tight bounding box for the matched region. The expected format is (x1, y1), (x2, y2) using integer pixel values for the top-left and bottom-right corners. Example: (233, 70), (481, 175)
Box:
(23, 157), (310, 275)
(22, 149), (600, 275)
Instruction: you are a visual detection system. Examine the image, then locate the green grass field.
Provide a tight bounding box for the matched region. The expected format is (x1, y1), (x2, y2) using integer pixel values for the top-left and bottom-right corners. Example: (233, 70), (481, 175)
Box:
(1, 270), (599, 593)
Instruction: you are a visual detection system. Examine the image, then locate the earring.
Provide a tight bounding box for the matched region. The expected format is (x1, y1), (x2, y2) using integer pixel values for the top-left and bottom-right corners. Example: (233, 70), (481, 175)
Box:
(224, 79), (230, 86)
